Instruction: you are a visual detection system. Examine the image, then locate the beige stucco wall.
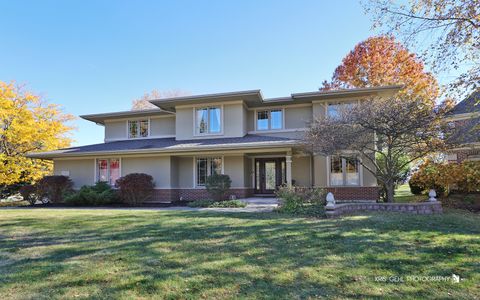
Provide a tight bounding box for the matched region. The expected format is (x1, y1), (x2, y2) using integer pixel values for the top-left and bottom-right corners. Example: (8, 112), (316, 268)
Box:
(285, 106), (312, 129)
(121, 156), (171, 188)
(104, 117), (175, 141)
(361, 154), (377, 187)
(175, 103), (246, 140)
(53, 159), (95, 188)
(246, 110), (255, 132)
(170, 157), (179, 188)
(104, 120), (125, 141)
(150, 117), (175, 137)
(223, 156), (245, 188)
(313, 155), (328, 187)
(291, 155), (312, 186)
(177, 156), (194, 188)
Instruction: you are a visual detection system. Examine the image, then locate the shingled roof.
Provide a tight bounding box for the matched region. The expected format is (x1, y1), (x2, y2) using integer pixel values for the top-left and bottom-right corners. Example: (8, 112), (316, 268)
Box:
(27, 134), (299, 159)
(449, 90), (480, 115)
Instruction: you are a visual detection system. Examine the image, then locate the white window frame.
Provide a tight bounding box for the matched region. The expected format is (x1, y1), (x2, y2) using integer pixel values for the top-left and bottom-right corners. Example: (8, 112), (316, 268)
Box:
(326, 155), (362, 187)
(254, 108), (285, 131)
(193, 156), (224, 187)
(127, 118), (150, 139)
(94, 158), (122, 186)
(194, 106), (224, 136)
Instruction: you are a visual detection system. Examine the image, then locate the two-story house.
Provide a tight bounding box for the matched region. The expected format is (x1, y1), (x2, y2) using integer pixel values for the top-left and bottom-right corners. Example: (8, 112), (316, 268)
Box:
(446, 90), (480, 163)
(29, 85), (401, 203)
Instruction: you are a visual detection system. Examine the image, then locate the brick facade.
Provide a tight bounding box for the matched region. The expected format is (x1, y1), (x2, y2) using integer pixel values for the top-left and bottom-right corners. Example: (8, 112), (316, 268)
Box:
(325, 186), (379, 201)
(149, 188), (254, 203)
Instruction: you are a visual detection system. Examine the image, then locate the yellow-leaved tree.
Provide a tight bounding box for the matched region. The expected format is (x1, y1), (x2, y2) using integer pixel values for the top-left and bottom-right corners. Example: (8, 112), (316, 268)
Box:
(0, 81), (74, 188)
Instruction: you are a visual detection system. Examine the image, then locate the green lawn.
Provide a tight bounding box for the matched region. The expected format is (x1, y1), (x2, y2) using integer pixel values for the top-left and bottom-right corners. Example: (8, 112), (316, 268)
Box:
(0, 209), (478, 299)
(394, 184), (425, 203)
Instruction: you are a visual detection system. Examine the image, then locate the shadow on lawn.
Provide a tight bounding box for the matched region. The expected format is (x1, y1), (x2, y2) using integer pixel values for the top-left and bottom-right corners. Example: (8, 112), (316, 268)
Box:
(0, 210), (478, 299)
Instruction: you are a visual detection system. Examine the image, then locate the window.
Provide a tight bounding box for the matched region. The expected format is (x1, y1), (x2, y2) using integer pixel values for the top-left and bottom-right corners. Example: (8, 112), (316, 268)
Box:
(128, 120), (149, 138)
(256, 109), (283, 130)
(97, 158), (121, 185)
(329, 156), (360, 186)
(196, 107), (221, 134)
(196, 157), (222, 186)
(327, 102), (354, 118)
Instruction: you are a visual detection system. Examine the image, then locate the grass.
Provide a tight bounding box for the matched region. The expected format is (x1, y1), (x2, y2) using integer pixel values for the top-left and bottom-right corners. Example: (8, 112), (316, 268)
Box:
(394, 184), (425, 203)
(0, 209), (478, 299)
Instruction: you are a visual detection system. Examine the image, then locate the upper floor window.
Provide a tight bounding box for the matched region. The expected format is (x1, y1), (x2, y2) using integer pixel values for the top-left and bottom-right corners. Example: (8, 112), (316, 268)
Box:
(327, 102), (354, 119)
(128, 120), (149, 138)
(329, 156), (360, 186)
(97, 158), (121, 185)
(196, 107), (221, 135)
(196, 157), (222, 186)
(256, 109), (283, 131)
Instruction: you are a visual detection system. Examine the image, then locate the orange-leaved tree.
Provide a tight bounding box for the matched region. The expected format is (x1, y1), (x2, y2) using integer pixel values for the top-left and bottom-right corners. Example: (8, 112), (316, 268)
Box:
(322, 35), (439, 103)
(0, 81), (74, 187)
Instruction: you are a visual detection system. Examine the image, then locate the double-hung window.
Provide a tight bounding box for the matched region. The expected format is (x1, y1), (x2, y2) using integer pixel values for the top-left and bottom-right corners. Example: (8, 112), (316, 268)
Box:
(196, 107), (221, 134)
(256, 109), (283, 131)
(128, 119), (149, 138)
(196, 157), (222, 186)
(329, 156), (360, 186)
(97, 158), (121, 185)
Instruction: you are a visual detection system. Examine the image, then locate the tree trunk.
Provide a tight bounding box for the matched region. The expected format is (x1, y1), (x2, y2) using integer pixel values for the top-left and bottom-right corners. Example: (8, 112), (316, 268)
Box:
(385, 182), (395, 203)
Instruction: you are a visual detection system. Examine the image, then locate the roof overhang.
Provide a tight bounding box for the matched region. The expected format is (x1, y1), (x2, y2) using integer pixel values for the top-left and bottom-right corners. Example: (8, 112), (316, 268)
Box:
(80, 109), (174, 125)
(149, 85), (403, 110)
(27, 140), (298, 160)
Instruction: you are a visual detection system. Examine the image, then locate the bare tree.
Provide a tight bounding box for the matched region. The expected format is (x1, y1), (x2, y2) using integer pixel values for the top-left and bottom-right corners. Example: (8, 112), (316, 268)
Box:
(131, 89), (190, 110)
(304, 95), (452, 202)
(363, 0), (479, 96)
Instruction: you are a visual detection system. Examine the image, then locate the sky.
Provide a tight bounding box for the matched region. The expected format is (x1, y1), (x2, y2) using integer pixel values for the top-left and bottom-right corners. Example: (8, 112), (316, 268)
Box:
(1, 0), (390, 146)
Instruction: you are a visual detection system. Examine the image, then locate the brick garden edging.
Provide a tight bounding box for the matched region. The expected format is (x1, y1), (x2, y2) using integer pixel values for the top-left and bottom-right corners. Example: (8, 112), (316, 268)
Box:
(325, 201), (443, 218)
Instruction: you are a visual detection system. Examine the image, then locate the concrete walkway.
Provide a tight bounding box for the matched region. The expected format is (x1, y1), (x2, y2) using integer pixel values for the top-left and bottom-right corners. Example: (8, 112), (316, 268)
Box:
(0, 197), (280, 213)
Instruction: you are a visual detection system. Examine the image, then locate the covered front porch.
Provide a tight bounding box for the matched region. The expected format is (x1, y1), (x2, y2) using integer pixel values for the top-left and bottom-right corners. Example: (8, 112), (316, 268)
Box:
(161, 147), (310, 202)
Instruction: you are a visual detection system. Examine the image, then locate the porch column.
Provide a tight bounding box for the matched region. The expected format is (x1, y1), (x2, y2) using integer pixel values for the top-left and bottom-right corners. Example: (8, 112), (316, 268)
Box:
(286, 155), (292, 187)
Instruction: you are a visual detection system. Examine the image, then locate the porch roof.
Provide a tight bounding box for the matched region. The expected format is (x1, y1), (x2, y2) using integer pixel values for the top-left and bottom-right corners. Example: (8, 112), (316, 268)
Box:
(27, 134), (299, 159)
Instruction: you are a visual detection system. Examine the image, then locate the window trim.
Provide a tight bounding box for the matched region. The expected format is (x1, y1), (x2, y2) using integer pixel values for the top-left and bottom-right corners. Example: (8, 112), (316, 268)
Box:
(326, 155), (362, 187)
(193, 105), (224, 136)
(254, 108), (285, 131)
(126, 118), (150, 139)
(94, 157), (122, 186)
(193, 156), (224, 187)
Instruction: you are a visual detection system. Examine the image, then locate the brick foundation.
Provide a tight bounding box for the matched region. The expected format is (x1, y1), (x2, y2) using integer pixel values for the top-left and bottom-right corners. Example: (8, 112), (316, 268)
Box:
(326, 201), (443, 218)
(148, 188), (254, 203)
(325, 187), (379, 201)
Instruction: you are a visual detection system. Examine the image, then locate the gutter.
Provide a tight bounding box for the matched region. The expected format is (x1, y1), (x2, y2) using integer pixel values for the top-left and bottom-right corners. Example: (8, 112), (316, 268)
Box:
(27, 140), (300, 160)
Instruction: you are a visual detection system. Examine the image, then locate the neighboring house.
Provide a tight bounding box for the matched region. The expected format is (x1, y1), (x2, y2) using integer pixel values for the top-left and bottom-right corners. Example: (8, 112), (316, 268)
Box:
(29, 86), (401, 203)
(446, 90), (480, 163)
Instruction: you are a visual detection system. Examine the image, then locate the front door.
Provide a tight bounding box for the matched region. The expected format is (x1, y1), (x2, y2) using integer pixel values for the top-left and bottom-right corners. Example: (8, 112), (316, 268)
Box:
(255, 158), (286, 194)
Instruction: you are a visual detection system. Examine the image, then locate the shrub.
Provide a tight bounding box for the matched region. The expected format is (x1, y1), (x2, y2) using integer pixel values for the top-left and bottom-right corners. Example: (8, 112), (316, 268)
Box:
(186, 199), (246, 208)
(187, 199), (214, 208)
(410, 160), (480, 195)
(205, 174), (232, 201)
(408, 178), (424, 195)
(0, 182), (29, 199)
(19, 185), (38, 206)
(276, 186), (326, 217)
(209, 200), (246, 208)
(64, 182), (119, 206)
(35, 175), (73, 203)
(115, 173), (154, 206)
